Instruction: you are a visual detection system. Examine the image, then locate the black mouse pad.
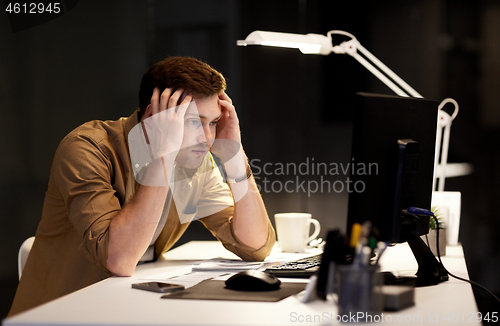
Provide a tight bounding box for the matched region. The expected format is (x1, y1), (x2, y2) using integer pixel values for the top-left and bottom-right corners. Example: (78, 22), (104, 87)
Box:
(161, 280), (307, 302)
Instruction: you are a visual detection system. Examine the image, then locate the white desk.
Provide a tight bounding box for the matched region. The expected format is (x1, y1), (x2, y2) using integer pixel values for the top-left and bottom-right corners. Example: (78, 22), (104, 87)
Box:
(4, 241), (480, 326)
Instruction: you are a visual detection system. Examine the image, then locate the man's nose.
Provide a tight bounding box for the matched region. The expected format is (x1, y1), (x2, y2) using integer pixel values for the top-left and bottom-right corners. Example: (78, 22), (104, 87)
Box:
(197, 125), (212, 144)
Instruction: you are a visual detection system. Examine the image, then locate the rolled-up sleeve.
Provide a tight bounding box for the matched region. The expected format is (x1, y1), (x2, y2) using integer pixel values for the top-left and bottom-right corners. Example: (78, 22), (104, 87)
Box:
(53, 133), (121, 272)
(199, 207), (276, 261)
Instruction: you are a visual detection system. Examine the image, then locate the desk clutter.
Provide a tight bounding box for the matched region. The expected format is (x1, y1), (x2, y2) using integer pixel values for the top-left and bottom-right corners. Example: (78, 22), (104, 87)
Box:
(311, 227), (416, 314)
(140, 226), (415, 314)
(161, 279), (306, 302)
(138, 259), (311, 303)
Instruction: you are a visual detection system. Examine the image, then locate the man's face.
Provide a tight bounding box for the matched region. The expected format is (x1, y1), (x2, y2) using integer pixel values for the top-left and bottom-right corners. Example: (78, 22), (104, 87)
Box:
(176, 94), (221, 169)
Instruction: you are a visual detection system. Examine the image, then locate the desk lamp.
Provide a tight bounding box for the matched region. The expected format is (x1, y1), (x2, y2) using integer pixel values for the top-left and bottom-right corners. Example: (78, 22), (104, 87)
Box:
(237, 30), (463, 191)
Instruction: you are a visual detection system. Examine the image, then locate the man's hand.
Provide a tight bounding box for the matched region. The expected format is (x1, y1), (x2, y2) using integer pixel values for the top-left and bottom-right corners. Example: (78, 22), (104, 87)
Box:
(142, 88), (193, 161)
(211, 92), (242, 163)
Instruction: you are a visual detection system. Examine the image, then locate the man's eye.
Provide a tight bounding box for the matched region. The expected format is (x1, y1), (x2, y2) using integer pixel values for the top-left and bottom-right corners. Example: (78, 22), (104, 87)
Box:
(188, 119), (200, 126)
(209, 120), (218, 126)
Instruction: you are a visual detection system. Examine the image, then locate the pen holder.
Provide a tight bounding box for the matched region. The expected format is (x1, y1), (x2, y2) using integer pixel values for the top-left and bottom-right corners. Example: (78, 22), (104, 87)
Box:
(335, 264), (383, 322)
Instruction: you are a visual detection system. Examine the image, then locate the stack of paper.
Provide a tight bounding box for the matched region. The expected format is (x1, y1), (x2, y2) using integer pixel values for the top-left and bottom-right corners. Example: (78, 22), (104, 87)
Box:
(192, 260), (264, 272)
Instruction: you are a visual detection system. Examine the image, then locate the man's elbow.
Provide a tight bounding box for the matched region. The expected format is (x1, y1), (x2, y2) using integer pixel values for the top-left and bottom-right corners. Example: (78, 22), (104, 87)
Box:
(252, 231), (276, 261)
(252, 247), (273, 262)
(106, 255), (136, 277)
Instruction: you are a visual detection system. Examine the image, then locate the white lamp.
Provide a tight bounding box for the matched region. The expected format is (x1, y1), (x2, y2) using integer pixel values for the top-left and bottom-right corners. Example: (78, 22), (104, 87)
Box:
(237, 29), (470, 191)
(237, 30), (332, 55)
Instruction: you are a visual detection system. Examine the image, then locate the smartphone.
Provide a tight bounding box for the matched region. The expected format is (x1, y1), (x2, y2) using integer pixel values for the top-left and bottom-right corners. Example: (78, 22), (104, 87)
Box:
(131, 282), (185, 293)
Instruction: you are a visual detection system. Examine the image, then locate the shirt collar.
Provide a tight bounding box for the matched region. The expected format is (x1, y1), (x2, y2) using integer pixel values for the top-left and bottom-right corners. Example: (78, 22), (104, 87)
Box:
(124, 109), (140, 143)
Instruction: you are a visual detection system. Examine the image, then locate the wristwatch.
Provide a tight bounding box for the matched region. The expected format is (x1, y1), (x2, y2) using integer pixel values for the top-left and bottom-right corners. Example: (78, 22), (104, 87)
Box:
(226, 163), (252, 184)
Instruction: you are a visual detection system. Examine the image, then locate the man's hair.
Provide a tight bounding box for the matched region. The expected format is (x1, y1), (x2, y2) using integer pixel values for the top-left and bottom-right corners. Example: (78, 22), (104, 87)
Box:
(138, 56), (226, 120)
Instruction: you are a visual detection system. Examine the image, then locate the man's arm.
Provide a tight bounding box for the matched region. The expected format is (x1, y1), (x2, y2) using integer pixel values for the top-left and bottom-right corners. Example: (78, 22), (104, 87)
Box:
(107, 88), (192, 276)
(223, 152), (270, 250)
(106, 159), (169, 276)
(215, 93), (271, 251)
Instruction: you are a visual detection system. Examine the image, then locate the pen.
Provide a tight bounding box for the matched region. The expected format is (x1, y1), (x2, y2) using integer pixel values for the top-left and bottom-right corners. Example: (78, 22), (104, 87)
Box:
(360, 246), (371, 266)
(374, 241), (388, 265)
(349, 223), (362, 249)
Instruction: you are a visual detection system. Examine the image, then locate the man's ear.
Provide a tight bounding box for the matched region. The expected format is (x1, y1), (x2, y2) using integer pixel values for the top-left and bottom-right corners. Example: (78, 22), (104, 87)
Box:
(142, 104), (153, 121)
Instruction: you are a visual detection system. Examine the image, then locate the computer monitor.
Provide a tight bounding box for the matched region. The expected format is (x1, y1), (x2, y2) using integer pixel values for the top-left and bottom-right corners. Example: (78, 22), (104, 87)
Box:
(347, 92), (437, 242)
(346, 92), (448, 286)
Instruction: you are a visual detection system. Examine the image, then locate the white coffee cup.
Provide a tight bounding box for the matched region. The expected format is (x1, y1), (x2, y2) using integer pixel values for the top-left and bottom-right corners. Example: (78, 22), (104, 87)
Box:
(274, 213), (321, 253)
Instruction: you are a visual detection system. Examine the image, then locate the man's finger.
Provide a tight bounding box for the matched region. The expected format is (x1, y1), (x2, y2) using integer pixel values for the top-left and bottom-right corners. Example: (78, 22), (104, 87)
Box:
(180, 92), (192, 105)
(219, 91), (233, 105)
(150, 87), (161, 115)
(218, 98), (237, 118)
(159, 88), (174, 113)
(167, 88), (185, 111)
(177, 93), (193, 116)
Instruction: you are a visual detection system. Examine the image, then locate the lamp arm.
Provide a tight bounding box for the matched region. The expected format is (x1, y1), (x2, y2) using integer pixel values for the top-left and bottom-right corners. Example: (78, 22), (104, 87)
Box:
(350, 51), (410, 97)
(434, 98), (459, 191)
(438, 123), (452, 191)
(356, 43), (423, 98)
(329, 31), (422, 98)
(433, 117), (443, 192)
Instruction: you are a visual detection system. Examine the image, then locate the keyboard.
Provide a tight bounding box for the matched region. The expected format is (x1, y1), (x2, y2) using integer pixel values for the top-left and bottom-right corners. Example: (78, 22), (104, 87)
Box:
(265, 254), (322, 278)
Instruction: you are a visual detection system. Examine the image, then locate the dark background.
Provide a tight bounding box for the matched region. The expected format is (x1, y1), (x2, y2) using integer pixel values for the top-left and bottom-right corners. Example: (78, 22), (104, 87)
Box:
(2, 0), (500, 320)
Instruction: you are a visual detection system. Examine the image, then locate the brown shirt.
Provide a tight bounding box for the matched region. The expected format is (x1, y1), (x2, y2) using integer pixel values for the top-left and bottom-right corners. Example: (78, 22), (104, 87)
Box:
(8, 111), (275, 316)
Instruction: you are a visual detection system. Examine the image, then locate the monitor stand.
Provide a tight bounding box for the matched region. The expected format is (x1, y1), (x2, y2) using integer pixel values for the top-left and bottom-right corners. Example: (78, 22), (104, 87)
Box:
(383, 231), (449, 287)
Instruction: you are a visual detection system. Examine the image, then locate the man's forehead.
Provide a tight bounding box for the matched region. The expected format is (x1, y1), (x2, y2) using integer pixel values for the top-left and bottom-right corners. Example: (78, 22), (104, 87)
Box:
(186, 97), (221, 119)
(185, 103), (200, 117)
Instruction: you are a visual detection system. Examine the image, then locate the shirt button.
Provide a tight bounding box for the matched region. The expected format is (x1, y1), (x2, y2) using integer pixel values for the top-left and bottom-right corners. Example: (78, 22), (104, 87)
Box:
(135, 164), (139, 169)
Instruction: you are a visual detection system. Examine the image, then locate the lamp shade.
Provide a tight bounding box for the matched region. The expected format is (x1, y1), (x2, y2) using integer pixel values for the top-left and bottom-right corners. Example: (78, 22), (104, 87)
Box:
(237, 31), (332, 55)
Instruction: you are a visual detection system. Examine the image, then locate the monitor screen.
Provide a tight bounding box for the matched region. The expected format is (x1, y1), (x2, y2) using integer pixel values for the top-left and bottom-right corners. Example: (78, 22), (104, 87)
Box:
(346, 93), (439, 243)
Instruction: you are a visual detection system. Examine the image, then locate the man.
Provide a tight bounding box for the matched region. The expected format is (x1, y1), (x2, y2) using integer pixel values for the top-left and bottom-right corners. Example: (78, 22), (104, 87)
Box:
(9, 56), (275, 316)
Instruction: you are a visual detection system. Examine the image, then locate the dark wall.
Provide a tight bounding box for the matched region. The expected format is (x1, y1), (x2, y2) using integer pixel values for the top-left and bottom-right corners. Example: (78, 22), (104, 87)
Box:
(0, 0), (150, 317)
(2, 0), (500, 319)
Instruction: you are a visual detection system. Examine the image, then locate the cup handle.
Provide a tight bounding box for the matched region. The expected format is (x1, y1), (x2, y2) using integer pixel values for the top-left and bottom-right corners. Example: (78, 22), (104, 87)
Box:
(307, 219), (321, 243)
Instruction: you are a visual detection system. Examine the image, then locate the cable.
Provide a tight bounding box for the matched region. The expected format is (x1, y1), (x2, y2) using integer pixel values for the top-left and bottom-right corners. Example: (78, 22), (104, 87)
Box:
(406, 207), (500, 308)
(432, 214), (500, 309)
(401, 209), (430, 247)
